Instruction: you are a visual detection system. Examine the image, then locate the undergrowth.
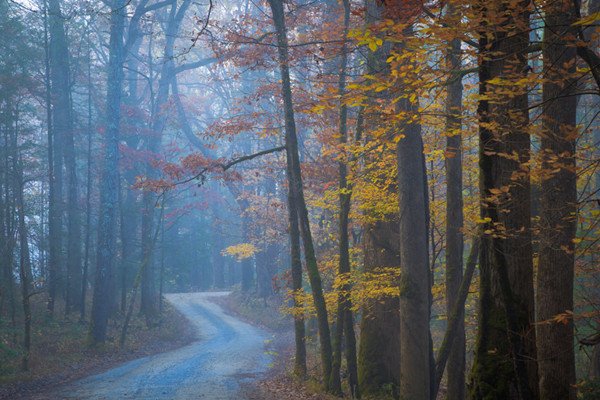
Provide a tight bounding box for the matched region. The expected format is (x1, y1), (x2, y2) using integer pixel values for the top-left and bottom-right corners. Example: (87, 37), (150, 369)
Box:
(0, 294), (191, 386)
(221, 289), (291, 332)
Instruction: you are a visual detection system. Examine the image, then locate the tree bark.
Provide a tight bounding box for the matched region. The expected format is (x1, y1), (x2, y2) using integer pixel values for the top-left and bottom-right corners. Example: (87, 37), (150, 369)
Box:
(288, 173), (307, 377)
(12, 118), (32, 372)
(536, 1), (578, 398)
(434, 236), (479, 399)
(330, 0), (358, 396)
(267, 0), (333, 389)
(358, 220), (401, 395)
(397, 96), (431, 400)
(87, 0), (125, 346)
(469, 1), (538, 398)
(47, 0), (69, 316)
(49, 0), (81, 316)
(444, 5), (466, 399)
(357, 2), (401, 395)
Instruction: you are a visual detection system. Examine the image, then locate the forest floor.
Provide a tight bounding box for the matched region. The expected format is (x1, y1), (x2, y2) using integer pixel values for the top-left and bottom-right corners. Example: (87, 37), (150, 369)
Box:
(0, 296), (195, 400)
(0, 291), (342, 400)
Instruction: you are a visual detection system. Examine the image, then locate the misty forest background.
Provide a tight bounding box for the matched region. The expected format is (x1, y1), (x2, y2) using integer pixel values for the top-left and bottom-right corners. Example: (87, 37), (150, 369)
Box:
(2, 0), (600, 399)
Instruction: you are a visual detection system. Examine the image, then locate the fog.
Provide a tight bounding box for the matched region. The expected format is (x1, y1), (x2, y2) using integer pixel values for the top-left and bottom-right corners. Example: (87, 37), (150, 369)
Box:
(1, 0), (294, 319)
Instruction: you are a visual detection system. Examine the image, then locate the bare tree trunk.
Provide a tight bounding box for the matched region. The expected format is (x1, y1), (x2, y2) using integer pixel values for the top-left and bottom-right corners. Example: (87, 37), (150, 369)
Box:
(397, 95), (431, 400)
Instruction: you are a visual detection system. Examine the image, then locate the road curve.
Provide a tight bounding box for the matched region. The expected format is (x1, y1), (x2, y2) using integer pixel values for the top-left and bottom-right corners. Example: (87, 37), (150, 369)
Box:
(43, 292), (273, 400)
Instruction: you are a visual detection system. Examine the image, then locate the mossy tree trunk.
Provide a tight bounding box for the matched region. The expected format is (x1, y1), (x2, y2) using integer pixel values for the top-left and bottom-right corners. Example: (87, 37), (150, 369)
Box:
(288, 177), (307, 377)
(267, 0), (333, 390)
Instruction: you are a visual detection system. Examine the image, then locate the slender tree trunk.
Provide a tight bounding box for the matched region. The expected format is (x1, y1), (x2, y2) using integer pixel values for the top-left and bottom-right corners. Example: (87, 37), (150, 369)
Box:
(81, 25), (94, 321)
(12, 120), (32, 372)
(267, 0), (333, 389)
(536, 1), (578, 398)
(65, 103), (81, 315)
(49, 0), (81, 315)
(330, 1), (358, 395)
(0, 129), (16, 330)
(87, 0), (125, 346)
(434, 237), (480, 399)
(288, 177), (307, 377)
(48, 0), (69, 316)
(444, 8), (466, 398)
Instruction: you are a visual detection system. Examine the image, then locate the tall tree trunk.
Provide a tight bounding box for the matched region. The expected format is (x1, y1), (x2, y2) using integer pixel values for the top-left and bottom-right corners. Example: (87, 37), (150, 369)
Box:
(469, 1), (538, 398)
(397, 95), (431, 400)
(49, 0), (81, 315)
(536, 1), (578, 398)
(48, 0), (69, 316)
(434, 236), (480, 399)
(12, 118), (32, 372)
(357, 2), (402, 396)
(288, 176), (307, 377)
(87, 0), (125, 346)
(358, 219), (401, 395)
(330, 0), (358, 395)
(444, 7), (466, 398)
(81, 24), (94, 321)
(267, 0), (333, 390)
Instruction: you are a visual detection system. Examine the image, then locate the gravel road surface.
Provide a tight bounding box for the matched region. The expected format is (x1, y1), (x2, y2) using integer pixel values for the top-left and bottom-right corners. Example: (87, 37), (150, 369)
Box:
(38, 292), (273, 400)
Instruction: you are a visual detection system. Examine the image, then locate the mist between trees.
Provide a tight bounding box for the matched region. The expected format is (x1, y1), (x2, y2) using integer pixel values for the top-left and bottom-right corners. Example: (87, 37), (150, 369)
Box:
(1, 0), (600, 398)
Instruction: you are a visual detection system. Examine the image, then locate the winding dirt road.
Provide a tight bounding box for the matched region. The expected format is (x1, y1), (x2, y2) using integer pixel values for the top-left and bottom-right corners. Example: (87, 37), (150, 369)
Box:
(39, 292), (273, 400)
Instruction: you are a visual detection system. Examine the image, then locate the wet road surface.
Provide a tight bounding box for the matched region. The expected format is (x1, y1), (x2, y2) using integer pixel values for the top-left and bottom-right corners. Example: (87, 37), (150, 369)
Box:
(41, 292), (272, 400)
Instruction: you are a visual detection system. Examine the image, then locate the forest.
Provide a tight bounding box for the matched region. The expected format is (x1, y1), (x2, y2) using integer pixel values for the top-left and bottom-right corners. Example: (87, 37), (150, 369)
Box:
(1, 0), (600, 398)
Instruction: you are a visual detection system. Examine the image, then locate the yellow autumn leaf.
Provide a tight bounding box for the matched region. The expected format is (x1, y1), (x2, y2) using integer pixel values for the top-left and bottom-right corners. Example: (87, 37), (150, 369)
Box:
(573, 11), (600, 26)
(222, 243), (259, 261)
